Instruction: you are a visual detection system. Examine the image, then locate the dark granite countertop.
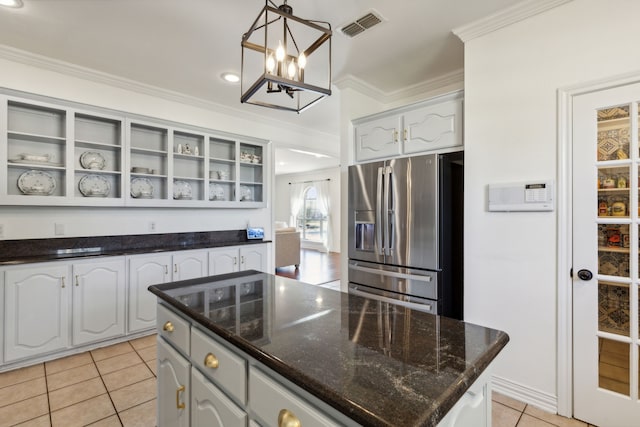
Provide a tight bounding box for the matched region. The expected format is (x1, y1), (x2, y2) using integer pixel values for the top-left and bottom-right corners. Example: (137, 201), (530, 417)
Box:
(149, 270), (509, 427)
(0, 230), (271, 266)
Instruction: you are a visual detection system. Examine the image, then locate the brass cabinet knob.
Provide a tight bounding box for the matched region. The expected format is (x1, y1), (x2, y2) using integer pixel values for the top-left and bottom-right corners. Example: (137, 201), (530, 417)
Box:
(204, 353), (219, 369)
(278, 409), (301, 427)
(163, 321), (174, 332)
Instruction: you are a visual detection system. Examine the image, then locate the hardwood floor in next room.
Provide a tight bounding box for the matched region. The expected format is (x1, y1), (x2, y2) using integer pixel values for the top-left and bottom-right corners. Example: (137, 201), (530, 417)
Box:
(275, 248), (341, 286)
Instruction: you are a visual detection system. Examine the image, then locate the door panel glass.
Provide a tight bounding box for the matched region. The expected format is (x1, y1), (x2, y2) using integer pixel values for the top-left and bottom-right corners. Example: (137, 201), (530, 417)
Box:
(597, 106), (630, 161)
(598, 224), (630, 277)
(598, 166), (629, 217)
(599, 337), (630, 396)
(598, 281), (630, 336)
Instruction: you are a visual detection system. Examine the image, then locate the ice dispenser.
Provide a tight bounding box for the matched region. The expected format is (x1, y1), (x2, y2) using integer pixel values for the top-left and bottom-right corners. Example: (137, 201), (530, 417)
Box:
(354, 210), (375, 252)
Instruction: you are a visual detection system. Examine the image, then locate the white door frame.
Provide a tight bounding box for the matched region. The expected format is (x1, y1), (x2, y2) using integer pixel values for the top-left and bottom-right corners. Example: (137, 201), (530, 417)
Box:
(557, 70), (640, 417)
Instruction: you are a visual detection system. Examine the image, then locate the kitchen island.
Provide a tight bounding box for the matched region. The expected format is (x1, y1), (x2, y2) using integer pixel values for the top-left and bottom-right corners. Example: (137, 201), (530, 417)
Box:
(149, 270), (509, 427)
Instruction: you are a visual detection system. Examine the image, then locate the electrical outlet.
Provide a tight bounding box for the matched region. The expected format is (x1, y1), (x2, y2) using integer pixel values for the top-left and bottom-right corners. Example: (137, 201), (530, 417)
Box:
(55, 223), (65, 236)
(0, 224), (4, 238)
(149, 222), (156, 232)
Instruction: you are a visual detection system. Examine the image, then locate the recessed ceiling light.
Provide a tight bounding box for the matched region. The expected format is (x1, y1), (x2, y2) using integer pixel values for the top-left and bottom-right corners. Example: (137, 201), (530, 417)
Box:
(221, 72), (240, 84)
(0, 0), (23, 8)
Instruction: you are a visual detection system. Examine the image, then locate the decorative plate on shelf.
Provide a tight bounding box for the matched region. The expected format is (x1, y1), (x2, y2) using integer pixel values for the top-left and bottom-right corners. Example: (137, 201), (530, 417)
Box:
(80, 151), (106, 170)
(240, 185), (252, 201)
(209, 184), (225, 201)
(173, 180), (192, 200)
(9, 158), (63, 167)
(78, 174), (111, 197)
(130, 177), (154, 199)
(17, 170), (56, 196)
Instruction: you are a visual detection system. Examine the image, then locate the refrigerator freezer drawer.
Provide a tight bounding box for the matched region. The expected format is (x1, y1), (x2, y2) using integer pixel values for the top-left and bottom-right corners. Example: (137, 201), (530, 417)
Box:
(348, 260), (437, 300)
(348, 283), (437, 314)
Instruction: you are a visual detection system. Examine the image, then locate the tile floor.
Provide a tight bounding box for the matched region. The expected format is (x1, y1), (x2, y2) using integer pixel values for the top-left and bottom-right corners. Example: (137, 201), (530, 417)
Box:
(0, 333), (600, 427)
(0, 334), (157, 427)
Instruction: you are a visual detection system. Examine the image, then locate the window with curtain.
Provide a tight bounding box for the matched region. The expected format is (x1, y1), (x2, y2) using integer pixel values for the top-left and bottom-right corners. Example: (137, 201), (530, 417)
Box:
(296, 186), (328, 243)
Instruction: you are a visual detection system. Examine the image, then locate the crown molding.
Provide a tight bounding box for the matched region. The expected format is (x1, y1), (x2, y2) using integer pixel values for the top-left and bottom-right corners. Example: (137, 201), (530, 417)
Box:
(334, 69), (464, 105)
(452, 0), (573, 43)
(0, 44), (338, 141)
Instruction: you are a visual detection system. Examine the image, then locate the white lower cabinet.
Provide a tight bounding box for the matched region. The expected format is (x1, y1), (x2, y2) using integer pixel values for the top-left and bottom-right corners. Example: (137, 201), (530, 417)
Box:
(158, 337), (191, 427)
(208, 244), (267, 275)
(4, 264), (70, 362)
(72, 258), (126, 346)
(191, 369), (246, 427)
(129, 250), (208, 334)
(436, 370), (490, 427)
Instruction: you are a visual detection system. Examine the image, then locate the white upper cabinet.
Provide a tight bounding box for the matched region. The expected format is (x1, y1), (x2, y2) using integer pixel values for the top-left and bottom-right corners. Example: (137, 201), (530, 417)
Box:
(0, 92), (269, 207)
(353, 91), (463, 162)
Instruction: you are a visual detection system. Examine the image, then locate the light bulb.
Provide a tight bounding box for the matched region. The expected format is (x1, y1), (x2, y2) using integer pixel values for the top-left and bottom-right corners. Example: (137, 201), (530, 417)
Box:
(265, 54), (275, 73)
(276, 41), (285, 62)
(287, 59), (296, 79)
(298, 52), (307, 69)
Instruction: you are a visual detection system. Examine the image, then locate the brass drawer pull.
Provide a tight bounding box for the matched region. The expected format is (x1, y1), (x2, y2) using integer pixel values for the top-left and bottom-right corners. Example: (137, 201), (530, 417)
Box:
(163, 321), (174, 332)
(176, 385), (185, 409)
(204, 353), (219, 369)
(278, 409), (301, 427)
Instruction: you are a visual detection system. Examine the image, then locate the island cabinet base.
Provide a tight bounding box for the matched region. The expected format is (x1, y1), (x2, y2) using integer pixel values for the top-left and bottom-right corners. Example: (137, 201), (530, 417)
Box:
(156, 302), (494, 427)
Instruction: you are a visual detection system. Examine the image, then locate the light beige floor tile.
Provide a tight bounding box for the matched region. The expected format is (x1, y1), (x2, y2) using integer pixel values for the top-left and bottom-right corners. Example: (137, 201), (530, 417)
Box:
(135, 346), (156, 362)
(91, 342), (134, 362)
(47, 363), (99, 392)
(517, 414), (556, 426)
(0, 394), (49, 426)
(119, 399), (156, 427)
(145, 359), (157, 376)
(524, 405), (588, 426)
(86, 415), (123, 426)
(493, 401), (522, 427)
(51, 394), (115, 427)
(0, 364), (45, 389)
(49, 377), (106, 411)
(96, 352), (143, 376)
(493, 391), (527, 412)
(14, 414), (51, 427)
(0, 377), (46, 409)
(128, 334), (157, 351)
(109, 377), (157, 412)
(45, 352), (93, 375)
(101, 363), (153, 392)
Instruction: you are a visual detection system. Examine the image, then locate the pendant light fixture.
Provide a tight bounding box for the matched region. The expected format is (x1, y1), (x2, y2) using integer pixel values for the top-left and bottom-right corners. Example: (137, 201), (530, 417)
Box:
(241, 0), (332, 113)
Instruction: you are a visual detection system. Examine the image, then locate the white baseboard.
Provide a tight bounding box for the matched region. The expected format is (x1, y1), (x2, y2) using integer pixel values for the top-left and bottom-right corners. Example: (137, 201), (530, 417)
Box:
(492, 374), (557, 414)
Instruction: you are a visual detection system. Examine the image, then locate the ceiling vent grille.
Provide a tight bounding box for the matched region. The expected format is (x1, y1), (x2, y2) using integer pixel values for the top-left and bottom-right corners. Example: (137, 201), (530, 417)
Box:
(340, 10), (384, 38)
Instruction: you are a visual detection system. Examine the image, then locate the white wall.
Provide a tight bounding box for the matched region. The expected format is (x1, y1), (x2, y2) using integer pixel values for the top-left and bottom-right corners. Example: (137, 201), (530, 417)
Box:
(0, 53), (336, 242)
(463, 0), (640, 409)
(274, 167), (341, 253)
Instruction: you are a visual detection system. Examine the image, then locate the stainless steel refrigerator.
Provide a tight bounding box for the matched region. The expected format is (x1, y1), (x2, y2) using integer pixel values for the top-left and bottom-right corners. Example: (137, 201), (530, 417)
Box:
(347, 151), (463, 319)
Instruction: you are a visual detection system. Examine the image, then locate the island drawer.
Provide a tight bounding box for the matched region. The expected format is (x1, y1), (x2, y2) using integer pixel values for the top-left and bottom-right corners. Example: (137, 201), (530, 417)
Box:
(191, 327), (247, 405)
(249, 368), (340, 427)
(157, 304), (190, 353)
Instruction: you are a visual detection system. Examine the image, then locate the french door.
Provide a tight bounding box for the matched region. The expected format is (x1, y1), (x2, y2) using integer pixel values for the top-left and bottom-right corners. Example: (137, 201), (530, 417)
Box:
(573, 82), (640, 426)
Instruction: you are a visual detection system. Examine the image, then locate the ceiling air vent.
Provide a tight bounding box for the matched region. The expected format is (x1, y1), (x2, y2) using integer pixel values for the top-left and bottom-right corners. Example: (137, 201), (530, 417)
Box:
(340, 10), (384, 38)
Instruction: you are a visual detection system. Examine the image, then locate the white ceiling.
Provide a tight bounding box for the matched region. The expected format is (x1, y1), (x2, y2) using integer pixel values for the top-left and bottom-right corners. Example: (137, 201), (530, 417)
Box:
(0, 0), (523, 174)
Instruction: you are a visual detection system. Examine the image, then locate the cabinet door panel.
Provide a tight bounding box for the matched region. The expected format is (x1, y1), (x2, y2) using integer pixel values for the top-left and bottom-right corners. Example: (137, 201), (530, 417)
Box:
(191, 369), (246, 427)
(158, 338), (190, 427)
(4, 265), (69, 361)
(209, 248), (239, 275)
(72, 259), (126, 345)
(403, 98), (462, 154)
(240, 245), (266, 272)
(129, 254), (171, 333)
(354, 116), (400, 161)
(174, 251), (207, 281)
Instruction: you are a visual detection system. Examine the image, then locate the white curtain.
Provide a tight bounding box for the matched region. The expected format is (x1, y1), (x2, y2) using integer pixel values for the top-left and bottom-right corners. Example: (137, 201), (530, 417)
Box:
(315, 180), (331, 252)
(289, 182), (305, 229)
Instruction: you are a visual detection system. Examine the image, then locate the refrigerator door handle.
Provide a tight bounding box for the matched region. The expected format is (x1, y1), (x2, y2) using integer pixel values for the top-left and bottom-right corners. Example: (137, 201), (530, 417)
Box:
(383, 166), (392, 256)
(376, 166), (385, 255)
